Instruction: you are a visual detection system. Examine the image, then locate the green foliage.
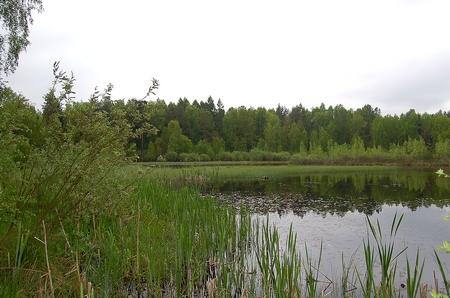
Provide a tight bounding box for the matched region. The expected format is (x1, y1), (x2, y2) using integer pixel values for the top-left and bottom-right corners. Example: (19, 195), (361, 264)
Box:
(0, 64), (137, 243)
(166, 120), (193, 154)
(37, 88), (446, 165)
(194, 139), (215, 160)
(231, 150), (249, 161)
(264, 111), (282, 152)
(249, 148), (266, 161)
(432, 169), (450, 298)
(217, 150), (232, 161)
(435, 138), (450, 162)
(165, 151), (178, 162)
(0, 0), (43, 76)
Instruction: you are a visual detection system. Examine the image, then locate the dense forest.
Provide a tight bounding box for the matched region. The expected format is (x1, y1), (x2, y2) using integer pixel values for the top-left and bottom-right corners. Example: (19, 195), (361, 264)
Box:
(2, 76), (450, 165)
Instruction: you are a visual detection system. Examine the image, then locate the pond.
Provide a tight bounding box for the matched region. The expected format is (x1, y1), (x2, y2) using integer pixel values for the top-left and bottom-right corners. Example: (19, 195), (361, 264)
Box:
(202, 167), (450, 290)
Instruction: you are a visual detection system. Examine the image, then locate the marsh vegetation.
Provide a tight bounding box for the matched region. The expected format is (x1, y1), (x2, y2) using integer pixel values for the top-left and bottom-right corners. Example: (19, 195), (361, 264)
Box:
(2, 63), (450, 297)
(3, 161), (450, 297)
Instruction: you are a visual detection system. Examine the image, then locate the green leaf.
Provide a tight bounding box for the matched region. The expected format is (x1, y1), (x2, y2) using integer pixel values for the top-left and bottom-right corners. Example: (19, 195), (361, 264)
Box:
(431, 289), (450, 298)
(437, 240), (450, 253)
(436, 169), (445, 176)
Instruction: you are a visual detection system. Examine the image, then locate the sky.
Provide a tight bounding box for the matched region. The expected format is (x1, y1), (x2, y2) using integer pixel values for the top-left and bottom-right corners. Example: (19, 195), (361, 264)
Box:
(6, 0), (450, 116)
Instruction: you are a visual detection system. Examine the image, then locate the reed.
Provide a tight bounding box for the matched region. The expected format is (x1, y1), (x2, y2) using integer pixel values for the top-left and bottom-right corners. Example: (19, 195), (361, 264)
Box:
(340, 251), (358, 297)
(358, 237), (377, 298)
(354, 213), (409, 298)
(2, 176), (448, 297)
(434, 250), (450, 297)
(132, 163), (399, 182)
(9, 223), (30, 296)
(304, 241), (325, 298)
(405, 247), (425, 298)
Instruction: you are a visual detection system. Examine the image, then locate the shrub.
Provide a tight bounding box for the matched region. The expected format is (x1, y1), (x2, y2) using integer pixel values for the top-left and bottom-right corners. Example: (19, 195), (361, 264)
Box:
(179, 153), (189, 162)
(0, 65), (137, 243)
(199, 154), (211, 161)
(274, 151), (291, 161)
(165, 151), (178, 162)
(195, 140), (215, 160)
(232, 151), (249, 161)
(217, 151), (232, 161)
(249, 148), (265, 161)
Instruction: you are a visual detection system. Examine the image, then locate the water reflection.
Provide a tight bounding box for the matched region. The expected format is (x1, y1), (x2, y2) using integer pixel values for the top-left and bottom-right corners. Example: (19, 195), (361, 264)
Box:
(202, 168), (450, 288)
(203, 168), (450, 217)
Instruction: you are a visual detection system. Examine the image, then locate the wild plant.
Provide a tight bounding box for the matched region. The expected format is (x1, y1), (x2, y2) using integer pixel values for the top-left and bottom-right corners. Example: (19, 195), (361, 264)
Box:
(340, 251), (358, 297)
(405, 247), (425, 298)
(304, 241), (325, 298)
(365, 213), (407, 297)
(432, 169), (450, 298)
(358, 236), (377, 298)
(254, 218), (303, 297)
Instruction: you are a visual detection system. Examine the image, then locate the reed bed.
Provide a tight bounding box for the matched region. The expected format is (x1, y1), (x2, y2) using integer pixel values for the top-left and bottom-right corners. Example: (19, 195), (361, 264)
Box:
(130, 163), (401, 182)
(1, 176), (449, 297)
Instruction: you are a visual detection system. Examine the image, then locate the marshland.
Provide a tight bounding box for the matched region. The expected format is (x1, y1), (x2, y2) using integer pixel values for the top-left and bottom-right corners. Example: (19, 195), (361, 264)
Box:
(3, 66), (450, 297)
(4, 159), (450, 297)
(4, 1), (450, 297)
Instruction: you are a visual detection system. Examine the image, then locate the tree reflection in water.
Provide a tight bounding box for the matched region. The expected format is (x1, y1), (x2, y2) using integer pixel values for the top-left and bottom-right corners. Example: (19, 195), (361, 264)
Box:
(202, 168), (450, 217)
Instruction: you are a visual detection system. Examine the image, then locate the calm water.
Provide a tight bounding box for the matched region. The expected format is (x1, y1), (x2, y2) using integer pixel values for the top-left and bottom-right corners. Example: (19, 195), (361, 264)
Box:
(202, 167), (450, 288)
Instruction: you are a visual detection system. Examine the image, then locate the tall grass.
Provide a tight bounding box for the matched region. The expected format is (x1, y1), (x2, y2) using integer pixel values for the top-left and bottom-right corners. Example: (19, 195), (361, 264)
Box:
(355, 213), (417, 298)
(434, 250), (450, 297)
(1, 179), (448, 297)
(131, 163), (400, 182)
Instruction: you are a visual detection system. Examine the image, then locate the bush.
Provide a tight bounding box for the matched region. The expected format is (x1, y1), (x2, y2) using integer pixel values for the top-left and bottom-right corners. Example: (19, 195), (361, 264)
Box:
(0, 68), (137, 243)
(191, 153), (201, 162)
(165, 151), (178, 162)
(178, 153), (189, 162)
(199, 154), (211, 161)
(195, 140), (215, 160)
(274, 151), (291, 161)
(217, 151), (232, 161)
(232, 151), (249, 161)
(249, 148), (265, 161)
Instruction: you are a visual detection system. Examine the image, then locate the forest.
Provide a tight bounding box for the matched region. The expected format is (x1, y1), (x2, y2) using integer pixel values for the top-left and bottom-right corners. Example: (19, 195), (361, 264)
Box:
(3, 76), (450, 166)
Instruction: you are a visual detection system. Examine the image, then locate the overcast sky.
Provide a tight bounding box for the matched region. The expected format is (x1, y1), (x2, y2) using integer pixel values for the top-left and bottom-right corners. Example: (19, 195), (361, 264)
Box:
(6, 0), (450, 115)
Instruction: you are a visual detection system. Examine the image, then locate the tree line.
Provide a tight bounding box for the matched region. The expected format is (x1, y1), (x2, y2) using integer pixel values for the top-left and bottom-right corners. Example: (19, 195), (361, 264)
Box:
(2, 79), (450, 165)
(1, 1), (446, 166)
(97, 94), (450, 164)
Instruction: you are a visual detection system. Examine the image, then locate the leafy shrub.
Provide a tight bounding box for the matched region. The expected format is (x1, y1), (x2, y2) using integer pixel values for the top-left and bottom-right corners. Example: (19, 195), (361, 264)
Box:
(195, 140), (215, 160)
(165, 151), (178, 162)
(217, 151), (232, 161)
(178, 153), (189, 162)
(232, 151), (249, 161)
(249, 148), (265, 161)
(199, 154), (211, 161)
(274, 151), (291, 161)
(0, 65), (138, 242)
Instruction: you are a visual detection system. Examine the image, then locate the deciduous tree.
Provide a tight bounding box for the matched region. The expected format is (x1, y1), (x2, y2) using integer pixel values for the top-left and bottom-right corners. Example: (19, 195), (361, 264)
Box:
(0, 0), (43, 76)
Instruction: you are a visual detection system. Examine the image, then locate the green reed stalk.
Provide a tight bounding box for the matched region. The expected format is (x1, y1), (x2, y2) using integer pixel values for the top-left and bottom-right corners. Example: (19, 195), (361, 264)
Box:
(341, 251), (358, 297)
(304, 241), (323, 298)
(256, 217), (273, 293)
(434, 250), (450, 296)
(405, 247), (425, 298)
(283, 224), (302, 297)
(11, 222), (30, 293)
(366, 213), (407, 297)
(358, 238), (377, 298)
(13, 223), (29, 274)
